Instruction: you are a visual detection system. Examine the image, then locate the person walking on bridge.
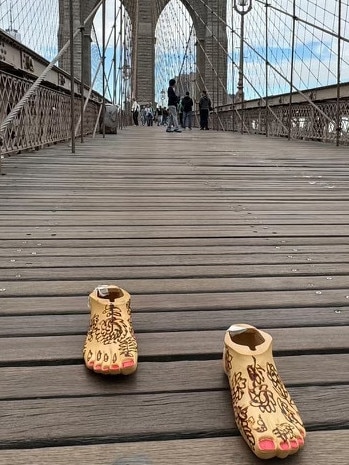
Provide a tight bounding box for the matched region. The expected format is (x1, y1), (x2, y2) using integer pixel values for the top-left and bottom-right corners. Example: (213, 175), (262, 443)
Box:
(166, 78), (181, 133)
(131, 98), (140, 126)
(181, 91), (194, 130)
(199, 90), (212, 130)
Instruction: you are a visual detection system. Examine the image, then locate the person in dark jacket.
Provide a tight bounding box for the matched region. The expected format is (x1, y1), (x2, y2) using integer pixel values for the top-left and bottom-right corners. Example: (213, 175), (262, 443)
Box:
(199, 89), (212, 130)
(166, 79), (181, 133)
(181, 91), (194, 130)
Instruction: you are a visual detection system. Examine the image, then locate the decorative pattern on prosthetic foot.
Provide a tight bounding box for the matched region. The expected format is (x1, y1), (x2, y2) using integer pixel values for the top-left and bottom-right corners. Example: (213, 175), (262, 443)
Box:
(223, 324), (306, 459)
(83, 284), (138, 375)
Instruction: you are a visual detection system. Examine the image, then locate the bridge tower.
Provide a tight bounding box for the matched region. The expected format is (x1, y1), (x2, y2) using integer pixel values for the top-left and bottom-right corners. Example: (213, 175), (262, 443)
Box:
(58, 0), (227, 106)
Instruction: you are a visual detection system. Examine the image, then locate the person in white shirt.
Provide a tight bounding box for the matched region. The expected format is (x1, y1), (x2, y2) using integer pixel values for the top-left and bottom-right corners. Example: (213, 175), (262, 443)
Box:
(131, 98), (140, 126)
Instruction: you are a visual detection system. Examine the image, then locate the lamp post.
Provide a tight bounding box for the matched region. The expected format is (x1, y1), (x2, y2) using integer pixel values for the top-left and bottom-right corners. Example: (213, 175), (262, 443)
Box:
(233, 0), (252, 133)
(160, 88), (166, 108)
(122, 63), (131, 80)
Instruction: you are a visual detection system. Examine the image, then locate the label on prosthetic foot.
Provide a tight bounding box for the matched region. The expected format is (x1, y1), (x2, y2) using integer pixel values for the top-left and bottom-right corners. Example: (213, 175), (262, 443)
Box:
(96, 285), (109, 298)
(227, 324), (248, 335)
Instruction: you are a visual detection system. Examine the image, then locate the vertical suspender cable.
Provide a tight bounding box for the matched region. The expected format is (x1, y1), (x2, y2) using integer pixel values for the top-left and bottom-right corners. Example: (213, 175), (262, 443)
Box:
(80, 2), (85, 143)
(102, 0), (106, 138)
(265, 0), (269, 137)
(240, 13), (244, 134)
(69, 0), (75, 153)
(231, 7), (235, 132)
(288, 0), (296, 140)
(336, 0), (342, 147)
(113, 0), (117, 105)
(119, 4), (123, 129)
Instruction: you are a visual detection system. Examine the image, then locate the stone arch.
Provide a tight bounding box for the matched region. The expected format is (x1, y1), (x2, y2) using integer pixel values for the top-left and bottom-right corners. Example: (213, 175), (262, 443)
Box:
(58, 0), (136, 86)
(154, 0), (227, 106)
(58, 0), (227, 105)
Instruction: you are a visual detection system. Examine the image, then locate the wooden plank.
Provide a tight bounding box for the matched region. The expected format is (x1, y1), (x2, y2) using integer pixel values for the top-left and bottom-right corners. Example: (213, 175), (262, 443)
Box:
(1, 236), (349, 249)
(0, 327), (347, 364)
(2, 244), (349, 260)
(0, 386), (347, 447)
(1, 224), (349, 238)
(1, 290), (348, 316)
(0, 307), (347, 336)
(3, 262), (349, 281)
(3, 252), (349, 267)
(1, 276), (349, 298)
(2, 213), (349, 226)
(0, 354), (347, 400)
(0, 431), (347, 465)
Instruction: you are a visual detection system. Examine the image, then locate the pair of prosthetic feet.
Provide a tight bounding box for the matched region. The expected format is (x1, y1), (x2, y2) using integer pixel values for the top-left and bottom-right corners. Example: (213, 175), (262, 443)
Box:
(83, 284), (306, 460)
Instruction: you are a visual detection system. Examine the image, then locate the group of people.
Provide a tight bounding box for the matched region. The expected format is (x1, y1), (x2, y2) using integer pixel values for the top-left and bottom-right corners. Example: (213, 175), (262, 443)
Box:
(131, 101), (171, 127)
(131, 79), (213, 132)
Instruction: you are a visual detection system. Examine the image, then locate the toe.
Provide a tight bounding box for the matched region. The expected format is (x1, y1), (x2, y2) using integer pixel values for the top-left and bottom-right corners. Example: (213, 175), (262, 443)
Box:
(93, 364), (103, 373)
(109, 363), (121, 374)
(121, 358), (137, 375)
(259, 438), (276, 452)
(277, 440), (293, 458)
(255, 438), (276, 459)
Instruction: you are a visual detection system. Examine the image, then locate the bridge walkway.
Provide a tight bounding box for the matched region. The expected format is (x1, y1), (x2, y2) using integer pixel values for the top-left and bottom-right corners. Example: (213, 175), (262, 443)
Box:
(0, 126), (348, 464)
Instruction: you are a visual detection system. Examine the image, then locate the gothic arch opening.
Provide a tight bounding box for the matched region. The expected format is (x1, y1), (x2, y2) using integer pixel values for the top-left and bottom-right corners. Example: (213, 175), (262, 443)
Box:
(155, 0), (196, 106)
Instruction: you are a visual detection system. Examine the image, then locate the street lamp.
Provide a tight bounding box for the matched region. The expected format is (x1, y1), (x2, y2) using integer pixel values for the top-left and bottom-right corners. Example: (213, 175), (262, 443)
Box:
(233, 0), (252, 133)
(122, 63), (131, 80)
(160, 88), (166, 107)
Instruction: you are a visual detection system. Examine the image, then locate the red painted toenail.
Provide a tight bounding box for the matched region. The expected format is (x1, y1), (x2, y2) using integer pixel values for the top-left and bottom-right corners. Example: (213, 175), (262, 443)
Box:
(122, 360), (135, 368)
(297, 437), (305, 446)
(88, 361), (94, 367)
(259, 439), (275, 451)
(94, 365), (101, 370)
(111, 364), (120, 370)
(280, 442), (289, 450)
(102, 366), (109, 371)
(290, 440), (298, 449)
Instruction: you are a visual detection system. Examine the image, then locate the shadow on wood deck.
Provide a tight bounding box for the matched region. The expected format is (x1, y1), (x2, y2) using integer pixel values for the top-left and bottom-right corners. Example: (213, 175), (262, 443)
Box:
(0, 126), (348, 464)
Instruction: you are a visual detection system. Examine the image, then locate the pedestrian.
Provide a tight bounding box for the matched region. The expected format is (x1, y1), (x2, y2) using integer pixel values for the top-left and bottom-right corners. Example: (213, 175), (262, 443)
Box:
(145, 103), (154, 126)
(131, 98), (140, 126)
(178, 98), (184, 128)
(140, 106), (146, 126)
(199, 90), (212, 130)
(162, 108), (168, 126)
(156, 106), (163, 126)
(181, 91), (194, 130)
(166, 79), (181, 133)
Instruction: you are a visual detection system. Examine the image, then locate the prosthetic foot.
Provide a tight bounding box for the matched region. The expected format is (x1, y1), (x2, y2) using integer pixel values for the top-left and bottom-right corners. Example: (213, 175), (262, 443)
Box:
(83, 285), (137, 375)
(223, 324), (306, 459)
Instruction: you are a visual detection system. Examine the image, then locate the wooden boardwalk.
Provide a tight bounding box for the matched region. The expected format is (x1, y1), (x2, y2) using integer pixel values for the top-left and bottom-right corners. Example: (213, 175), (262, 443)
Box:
(0, 126), (348, 464)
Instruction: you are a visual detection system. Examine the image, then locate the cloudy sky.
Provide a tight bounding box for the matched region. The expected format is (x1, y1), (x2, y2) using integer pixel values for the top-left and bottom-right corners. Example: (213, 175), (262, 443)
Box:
(1, 0), (348, 101)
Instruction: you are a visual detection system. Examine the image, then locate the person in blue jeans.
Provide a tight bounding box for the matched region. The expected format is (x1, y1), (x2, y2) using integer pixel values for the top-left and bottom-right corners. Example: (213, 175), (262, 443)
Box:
(166, 79), (182, 133)
(181, 91), (194, 130)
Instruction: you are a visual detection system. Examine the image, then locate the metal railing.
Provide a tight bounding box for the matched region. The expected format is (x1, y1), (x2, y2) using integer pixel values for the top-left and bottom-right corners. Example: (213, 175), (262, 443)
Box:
(0, 70), (102, 155)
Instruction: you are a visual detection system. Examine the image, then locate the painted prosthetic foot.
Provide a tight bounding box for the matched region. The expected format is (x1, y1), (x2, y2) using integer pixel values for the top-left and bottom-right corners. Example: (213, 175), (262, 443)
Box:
(223, 324), (306, 459)
(83, 285), (137, 375)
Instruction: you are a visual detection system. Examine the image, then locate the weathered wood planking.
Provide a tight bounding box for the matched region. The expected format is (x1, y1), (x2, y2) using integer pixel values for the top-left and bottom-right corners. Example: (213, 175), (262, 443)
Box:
(1, 128), (349, 463)
(0, 308), (347, 336)
(0, 387), (348, 448)
(1, 432), (348, 465)
(0, 327), (348, 364)
(0, 355), (348, 400)
(1, 292), (348, 315)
